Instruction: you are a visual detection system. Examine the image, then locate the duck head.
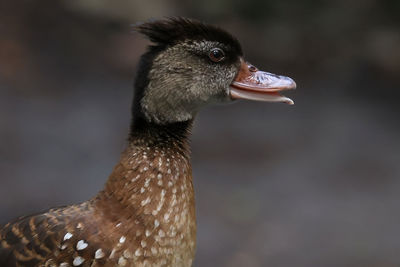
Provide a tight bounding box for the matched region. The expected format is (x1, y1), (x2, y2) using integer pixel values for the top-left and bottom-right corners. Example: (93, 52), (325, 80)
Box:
(133, 17), (296, 125)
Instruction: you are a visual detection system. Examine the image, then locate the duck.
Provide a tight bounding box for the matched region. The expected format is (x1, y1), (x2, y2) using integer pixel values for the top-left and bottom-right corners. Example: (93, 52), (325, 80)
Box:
(0, 17), (296, 267)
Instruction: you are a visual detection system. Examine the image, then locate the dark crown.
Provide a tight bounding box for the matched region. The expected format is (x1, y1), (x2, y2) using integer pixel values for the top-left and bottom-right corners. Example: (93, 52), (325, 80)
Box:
(135, 17), (243, 55)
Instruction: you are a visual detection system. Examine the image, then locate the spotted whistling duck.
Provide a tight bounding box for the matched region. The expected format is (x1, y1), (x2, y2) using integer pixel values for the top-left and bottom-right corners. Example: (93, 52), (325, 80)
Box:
(0, 17), (296, 267)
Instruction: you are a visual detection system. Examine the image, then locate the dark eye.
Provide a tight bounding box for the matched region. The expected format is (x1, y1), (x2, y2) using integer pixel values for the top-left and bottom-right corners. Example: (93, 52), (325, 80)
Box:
(209, 48), (225, 63)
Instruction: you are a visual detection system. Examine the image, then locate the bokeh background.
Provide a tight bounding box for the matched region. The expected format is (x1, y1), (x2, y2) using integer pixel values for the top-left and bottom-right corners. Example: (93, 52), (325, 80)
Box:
(1, 1), (399, 266)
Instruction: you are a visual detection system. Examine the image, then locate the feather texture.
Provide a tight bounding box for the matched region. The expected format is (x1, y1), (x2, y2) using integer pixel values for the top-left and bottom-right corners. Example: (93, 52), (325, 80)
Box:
(135, 17), (242, 56)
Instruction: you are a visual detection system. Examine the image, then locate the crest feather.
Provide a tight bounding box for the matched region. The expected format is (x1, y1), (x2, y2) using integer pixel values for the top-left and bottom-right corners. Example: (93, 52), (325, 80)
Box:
(135, 17), (242, 55)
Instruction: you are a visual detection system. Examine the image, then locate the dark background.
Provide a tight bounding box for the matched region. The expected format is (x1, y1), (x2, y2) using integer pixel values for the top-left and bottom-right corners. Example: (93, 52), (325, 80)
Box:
(1, 1), (399, 266)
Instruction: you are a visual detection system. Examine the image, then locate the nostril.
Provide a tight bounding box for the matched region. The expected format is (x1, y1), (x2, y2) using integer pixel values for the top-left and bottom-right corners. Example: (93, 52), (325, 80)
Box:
(248, 65), (257, 72)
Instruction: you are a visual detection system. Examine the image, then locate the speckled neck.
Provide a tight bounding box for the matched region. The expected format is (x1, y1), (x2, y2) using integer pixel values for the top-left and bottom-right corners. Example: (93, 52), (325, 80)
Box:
(94, 119), (196, 266)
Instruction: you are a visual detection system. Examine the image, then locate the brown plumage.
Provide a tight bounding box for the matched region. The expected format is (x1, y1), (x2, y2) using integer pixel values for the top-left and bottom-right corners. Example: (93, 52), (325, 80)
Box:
(1, 17), (296, 266)
(1, 121), (195, 267)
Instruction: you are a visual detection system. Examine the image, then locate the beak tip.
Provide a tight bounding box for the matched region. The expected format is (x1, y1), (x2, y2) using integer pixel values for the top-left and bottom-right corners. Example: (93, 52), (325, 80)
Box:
(287, 78), (297, 90)
(286, 99), (295, 105)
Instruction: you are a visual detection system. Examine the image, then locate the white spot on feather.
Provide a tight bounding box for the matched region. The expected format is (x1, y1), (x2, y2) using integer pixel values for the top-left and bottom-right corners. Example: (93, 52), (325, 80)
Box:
(119, 236), (126, 243)
(118, 256), (127, 266)
(63, 232), (73, 241)
(134, 248), (142, 256)
(76, 240), (88, 250)
(144, 178), (151, 187)
(141, 197), (151, 206)
(145, 229), (151, 237)
(164, 212), (170, 222)
(73, 256), (85, 266)
(95, 248), (105, 259)
(131, 175), (140, 183)
(109, 248), (117, 259)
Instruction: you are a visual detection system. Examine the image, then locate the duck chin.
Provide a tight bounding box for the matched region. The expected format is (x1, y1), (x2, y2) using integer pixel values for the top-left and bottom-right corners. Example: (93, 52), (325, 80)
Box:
(229, 87), (294, 105)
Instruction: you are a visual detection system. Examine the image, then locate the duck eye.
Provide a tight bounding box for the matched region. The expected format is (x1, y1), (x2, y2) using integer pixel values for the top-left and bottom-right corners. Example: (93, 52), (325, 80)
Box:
(209, 48), (225, 63)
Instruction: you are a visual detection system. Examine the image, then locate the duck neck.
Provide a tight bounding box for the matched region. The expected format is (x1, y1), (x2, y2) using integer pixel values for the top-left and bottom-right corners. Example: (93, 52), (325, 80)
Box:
(129, 117), (193, 149)
(96, 118), (195, 231)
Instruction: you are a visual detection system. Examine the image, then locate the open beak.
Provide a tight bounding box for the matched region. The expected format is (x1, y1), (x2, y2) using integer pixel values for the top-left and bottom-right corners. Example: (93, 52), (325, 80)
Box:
(230, 59), (296, 105)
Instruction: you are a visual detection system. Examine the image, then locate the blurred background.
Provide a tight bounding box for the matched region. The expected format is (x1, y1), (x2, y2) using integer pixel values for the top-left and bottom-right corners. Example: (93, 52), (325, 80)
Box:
(0, 0), (399, 266)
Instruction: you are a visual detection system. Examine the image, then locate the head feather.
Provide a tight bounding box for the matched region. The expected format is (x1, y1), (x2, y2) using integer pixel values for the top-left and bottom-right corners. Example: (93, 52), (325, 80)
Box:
(135, 17), (242, 55)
